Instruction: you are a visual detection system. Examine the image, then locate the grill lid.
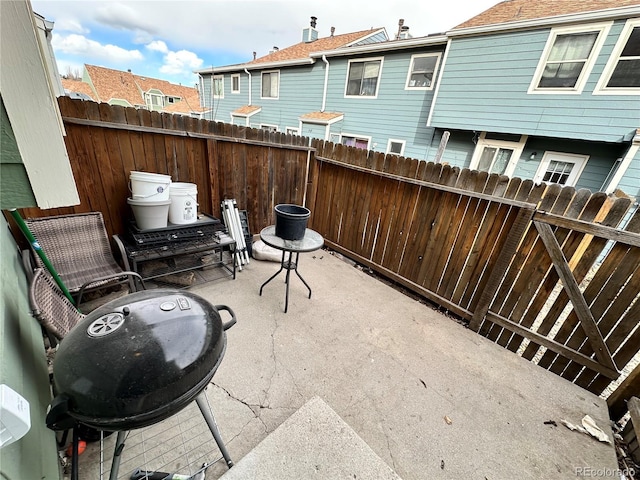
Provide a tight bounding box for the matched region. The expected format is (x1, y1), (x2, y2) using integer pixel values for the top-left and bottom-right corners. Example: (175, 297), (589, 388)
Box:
(48, 289), (234, 431)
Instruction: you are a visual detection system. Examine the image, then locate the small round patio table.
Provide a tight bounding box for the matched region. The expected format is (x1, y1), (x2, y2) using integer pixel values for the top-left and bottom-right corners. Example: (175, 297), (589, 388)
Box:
(259, 226), (324, 313)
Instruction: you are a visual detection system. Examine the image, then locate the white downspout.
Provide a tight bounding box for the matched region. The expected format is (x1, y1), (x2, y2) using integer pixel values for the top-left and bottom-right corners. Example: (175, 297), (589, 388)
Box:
(244, 68), (252, 106)
(321, 55), (330, 112)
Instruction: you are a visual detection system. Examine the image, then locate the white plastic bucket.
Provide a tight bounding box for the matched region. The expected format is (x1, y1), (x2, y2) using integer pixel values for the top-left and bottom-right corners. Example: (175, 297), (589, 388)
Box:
(130, 171), (171, 202)
(169, 182), (198, 224)
(127, 197), (171, 230)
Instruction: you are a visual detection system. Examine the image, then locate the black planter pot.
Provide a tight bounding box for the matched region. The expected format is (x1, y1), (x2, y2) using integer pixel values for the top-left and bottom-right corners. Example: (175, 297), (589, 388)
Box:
(274, 204), (310, 240)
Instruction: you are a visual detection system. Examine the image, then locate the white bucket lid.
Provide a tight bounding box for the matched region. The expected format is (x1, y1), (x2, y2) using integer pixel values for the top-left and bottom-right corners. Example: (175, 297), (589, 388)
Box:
(130, 171), (172, 181)
(171, 182), (197, 191)
(127, 197), (172, 206)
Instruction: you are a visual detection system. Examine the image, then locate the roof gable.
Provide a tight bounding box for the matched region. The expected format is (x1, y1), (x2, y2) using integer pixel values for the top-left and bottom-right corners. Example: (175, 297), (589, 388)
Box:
(455, 0), (640, 29)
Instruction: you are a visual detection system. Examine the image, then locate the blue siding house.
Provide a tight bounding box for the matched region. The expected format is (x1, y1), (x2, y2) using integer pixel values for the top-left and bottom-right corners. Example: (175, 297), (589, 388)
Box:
(429, 0), (640, 199)
(196, 17), (449, 161)
(197, 1), (640, 200)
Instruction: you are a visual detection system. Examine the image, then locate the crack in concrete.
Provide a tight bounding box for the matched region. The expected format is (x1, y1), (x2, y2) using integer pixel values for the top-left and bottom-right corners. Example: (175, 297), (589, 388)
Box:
(261, 313), (280, 408)
(211, 382), (269, 433)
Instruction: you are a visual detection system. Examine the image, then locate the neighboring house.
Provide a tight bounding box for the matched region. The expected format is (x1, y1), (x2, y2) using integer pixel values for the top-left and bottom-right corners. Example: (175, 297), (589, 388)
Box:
(62, 77), (96, 101)
(197, 3), (640, 200)
(429, 0), (640, 198)
(65, 64), (209, 117)
(196, 18), (452, 160)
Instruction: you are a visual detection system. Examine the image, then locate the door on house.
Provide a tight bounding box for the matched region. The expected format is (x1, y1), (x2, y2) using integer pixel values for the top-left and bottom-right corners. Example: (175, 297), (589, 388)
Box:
(469, 133), (526, 176)
(533, 151), (589, 186)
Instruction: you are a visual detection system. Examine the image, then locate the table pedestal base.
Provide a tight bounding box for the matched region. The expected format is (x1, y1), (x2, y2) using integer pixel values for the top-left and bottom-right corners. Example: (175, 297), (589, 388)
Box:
(260, 251), (311, 313)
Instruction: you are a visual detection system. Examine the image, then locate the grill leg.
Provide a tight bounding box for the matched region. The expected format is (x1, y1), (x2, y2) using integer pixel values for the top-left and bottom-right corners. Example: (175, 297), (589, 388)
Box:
(109, 431), (127, 480)
(196, 393), (234, 468)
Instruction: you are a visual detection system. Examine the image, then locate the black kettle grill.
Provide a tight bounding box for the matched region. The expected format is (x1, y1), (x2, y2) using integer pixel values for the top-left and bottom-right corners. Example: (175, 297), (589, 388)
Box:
(46, 289), (236, 478)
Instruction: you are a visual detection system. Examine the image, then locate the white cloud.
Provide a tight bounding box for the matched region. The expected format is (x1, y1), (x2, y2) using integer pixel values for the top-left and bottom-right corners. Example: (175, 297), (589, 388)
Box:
(146, 40), (169, 54)
(94, 2), (156, 34)
(159, 49), (203, 76)
(53, 18), (89, 35)
(52, 33), (143, 63)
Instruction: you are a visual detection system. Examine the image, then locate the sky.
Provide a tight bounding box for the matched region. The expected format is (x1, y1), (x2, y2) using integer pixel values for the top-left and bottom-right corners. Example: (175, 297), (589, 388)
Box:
(30, 0), (500, 87)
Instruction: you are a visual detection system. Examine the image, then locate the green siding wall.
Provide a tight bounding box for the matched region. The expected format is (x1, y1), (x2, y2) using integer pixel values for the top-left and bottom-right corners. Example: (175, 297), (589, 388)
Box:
(0, 215), (60, 480)
(0, 97), (37, 209)
(431, 21), (640, 143)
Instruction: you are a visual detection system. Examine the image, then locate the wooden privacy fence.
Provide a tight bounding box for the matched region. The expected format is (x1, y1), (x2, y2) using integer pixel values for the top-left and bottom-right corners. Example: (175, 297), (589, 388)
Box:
(16, 96), (311, 239)
(309, 140), (640, 396)
(12, 98), (640, 397)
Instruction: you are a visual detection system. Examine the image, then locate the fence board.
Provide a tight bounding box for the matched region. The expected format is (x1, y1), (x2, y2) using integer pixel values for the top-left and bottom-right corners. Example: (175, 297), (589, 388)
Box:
(480, 185), (568, 337)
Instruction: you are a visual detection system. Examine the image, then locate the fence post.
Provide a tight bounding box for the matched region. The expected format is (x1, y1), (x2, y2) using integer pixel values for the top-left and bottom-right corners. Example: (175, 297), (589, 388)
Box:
(607, 362), (640, 421)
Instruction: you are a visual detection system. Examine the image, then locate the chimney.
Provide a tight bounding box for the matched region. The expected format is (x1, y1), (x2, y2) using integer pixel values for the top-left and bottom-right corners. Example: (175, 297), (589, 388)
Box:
(399, 25), (412, 40)
(330, 26), (335, 37)
(253, 51), (256, 60)
(302, 16), (319, 43)
(395, 18), (404, 40)
(127, 68), (132, 73)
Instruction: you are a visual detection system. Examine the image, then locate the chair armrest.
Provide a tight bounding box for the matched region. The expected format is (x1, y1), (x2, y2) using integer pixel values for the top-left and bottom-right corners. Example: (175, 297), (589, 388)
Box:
(76, 271), (146, 305)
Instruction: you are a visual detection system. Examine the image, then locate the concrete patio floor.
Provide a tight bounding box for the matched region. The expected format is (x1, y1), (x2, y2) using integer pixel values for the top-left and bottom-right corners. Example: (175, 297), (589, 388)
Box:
(77, 247), (618, 479)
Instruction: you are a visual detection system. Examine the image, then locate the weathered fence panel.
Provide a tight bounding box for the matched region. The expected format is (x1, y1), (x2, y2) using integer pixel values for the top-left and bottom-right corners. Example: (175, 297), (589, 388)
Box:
(16, 97), (311, 240)
(309, 138), (640, 396)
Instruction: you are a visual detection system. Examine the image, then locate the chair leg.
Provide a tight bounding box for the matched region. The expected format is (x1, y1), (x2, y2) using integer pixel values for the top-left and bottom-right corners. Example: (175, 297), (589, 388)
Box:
(195, 393), (234, 468)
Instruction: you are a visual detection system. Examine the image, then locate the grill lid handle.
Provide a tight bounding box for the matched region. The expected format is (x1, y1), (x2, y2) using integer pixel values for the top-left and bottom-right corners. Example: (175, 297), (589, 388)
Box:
(46, 394), (76, 431)
(215, 305), (237, 331)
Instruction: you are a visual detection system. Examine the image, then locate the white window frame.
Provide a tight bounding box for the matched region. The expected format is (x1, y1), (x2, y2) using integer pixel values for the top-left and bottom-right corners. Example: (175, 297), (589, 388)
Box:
(340, 133), (372, 150)
(405, 53), (441, 91)
(533, 151), (589, 187)
(231, 74), (240, 93)
(261, 70), (280, 99)
(595, 18), (640, 95)
(145, 91), (163, 110)
(285, 126), (300, 135)
(344, 57), (384, 99)
(260, 123), (278, 133)
(212, 75), (224, 98)
(469, 133), (528, 177)
(386, 139), (406, 156)
(528, 22), (611, 95)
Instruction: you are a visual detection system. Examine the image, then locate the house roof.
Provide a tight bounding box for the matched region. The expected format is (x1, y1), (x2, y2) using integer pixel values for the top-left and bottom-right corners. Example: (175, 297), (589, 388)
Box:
(455, 0), (640, 29)
(61, 78), (97, 101)
(248, 29), (384, 66)
(232, 105), (262, 116)
(299, 111), (344, 124)
(82, 64), (205, 114)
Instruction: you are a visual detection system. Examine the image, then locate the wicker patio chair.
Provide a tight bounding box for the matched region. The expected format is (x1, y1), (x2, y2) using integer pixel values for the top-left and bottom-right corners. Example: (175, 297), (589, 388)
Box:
(23, 212), (143, 303)
(29, 268), (86, 341)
